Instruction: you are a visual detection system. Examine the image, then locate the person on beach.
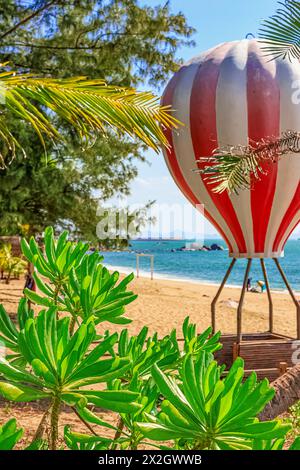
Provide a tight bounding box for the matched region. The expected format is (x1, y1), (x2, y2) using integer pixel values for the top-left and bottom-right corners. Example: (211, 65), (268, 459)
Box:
(250, 280), (265, 293)
(247, 277), (252, 292)
(257, 280), (266, 293)
(24, 272), (36, 292)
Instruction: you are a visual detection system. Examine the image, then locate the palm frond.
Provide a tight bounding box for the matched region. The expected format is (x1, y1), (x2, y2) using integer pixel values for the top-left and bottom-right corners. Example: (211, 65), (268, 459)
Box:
(259, 0), (300, 61)
(0, 67), (180, 165)
(197, 131), (300, 194)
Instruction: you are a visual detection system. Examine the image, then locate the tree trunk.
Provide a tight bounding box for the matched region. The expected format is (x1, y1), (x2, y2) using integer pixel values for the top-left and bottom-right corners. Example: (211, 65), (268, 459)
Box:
(111, 417), (124, 450)
(260, 362), (300, 421)
(5, 271), (11, 284)
(50, 396), (61, 450)
(31, 403), (51, 444)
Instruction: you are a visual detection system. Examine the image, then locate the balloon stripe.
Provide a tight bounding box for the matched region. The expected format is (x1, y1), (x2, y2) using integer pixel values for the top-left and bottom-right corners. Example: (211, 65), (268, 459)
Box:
(216, 40), (255, 257)
(265, 60), (300, 254)
(170, 60), (239, 252)
(247, 41), (280, 254)
(190, 43), (247, 254)
(161, 65), (234, 250)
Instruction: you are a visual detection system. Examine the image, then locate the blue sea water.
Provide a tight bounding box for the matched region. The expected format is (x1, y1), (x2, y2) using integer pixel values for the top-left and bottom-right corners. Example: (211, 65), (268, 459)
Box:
(100, 239), (300, 292)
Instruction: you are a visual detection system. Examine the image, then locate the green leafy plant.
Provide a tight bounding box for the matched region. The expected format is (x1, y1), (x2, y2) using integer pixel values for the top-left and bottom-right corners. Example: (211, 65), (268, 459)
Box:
(22, 227), (136, 327)
(0, 226), (297, 452)
(182, 316), (222, 357)
(21, 227), (89, 299)
(0, 66), (179, 165)
(0, 298), (34, 366)
(60, 322), (222, 450)
(114, 317), (221, 387)
(112, 378), (161, 450)
(115, 326), (179, 384)
(259, 0), (300, 61)
(59, 254), (137, 325)
(284, 400), (300, 439)
(0, 309), (140, 449)
(0, 419), (23, 450)
(137, 354), (291, 450)
(0, 243), (27, 284)
(253, 436), (300, 450)
(64, 425), (115, 450)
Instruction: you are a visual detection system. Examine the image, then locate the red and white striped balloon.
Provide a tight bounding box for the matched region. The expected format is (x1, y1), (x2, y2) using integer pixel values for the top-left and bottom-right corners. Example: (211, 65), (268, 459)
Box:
(162, 39), (300, 258)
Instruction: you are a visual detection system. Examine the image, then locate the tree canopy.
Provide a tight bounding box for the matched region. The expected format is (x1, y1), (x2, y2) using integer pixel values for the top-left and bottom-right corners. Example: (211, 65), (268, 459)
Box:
(0, 0), (194, 241)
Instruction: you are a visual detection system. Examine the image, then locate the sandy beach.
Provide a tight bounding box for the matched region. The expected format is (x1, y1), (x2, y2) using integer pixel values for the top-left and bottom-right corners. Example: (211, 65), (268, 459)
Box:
(1, 274), (299, 338)
(103, 274), (300, 339)
(0, 274), (298, 447)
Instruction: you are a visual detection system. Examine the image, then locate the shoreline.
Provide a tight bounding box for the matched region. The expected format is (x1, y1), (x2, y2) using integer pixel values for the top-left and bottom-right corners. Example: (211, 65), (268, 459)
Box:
(104, 263), (300, 295)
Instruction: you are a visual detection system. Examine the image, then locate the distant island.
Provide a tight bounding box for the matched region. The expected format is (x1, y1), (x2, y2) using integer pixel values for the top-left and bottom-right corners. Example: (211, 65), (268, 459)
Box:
(133, 237), (194, 241)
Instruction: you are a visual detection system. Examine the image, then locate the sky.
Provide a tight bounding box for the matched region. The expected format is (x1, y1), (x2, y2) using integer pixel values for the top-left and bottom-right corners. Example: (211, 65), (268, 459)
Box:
(109, 0), (300, 239)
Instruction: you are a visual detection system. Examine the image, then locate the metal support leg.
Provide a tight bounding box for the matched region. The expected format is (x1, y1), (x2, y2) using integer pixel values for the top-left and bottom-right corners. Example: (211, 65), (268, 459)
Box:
(260, 259), (273, 333)
(237, 258), (252, 344)
(211, 258), (236, 333)
(274, 258), (300, 339)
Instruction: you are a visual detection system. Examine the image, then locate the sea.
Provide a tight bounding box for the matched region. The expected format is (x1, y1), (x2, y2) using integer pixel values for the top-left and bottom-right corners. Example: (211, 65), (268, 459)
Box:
(100, 239), (300, 292)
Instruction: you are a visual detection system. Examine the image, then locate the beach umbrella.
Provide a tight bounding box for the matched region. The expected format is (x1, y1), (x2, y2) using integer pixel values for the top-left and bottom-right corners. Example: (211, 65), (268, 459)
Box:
(162, 39), (300, 339)
(162, 38), (299, 259)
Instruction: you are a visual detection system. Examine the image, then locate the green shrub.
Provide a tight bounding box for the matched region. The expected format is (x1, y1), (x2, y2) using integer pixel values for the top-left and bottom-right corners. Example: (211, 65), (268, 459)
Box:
(137, 354), (290, 450)
(0, 226), (296, 451)
(22, 227), (136, 327)
(0, 310), (140, 449)
(0, 244), (27, 284)
(0, 298), (34, 366)
(0, 419), (23, 450)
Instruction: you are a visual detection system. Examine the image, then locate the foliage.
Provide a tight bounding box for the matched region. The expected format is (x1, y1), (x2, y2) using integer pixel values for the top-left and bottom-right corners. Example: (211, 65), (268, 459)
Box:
(0, 311), (137, 410)
(182, 316), (222, 357)
(64, 425), (115, 450)
(198, 149), (267, 195)
(0, 419), (23, 450)
(284, 400), (300, 439)
(253, 436), (300, 450)
(0, 0), (193, 242)
(0, 310), (140, 449)
(0, 1), (194, 87)
(0, 126), (146, 243)
(0, 226), (296, 451)
(0, 155), (155, 246)
(0, 298), (33, 366)
(259, 0), (300, 61)
(137, 354), (290, 450)
(0, 226), (140, 449)
(21, 226), (89, 289)
(115, 326), (179, 383)
(111, 317), (221, 386)
(97, 319), (222, 450)
(0, 68), (178, 164)
(0, 243), (27, 283)
(21, 227), (136, 325)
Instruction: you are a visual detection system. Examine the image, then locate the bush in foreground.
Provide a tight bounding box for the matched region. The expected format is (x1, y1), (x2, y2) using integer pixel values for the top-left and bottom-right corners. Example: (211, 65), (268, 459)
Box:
(0, 227), (298, 450)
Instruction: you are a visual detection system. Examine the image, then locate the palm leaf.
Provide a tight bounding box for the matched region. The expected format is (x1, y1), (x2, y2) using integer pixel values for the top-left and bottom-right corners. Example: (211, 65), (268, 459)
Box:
(197, 131), (300, 194)
(259, 0), (300, 61)
(0, 67), (180, 165)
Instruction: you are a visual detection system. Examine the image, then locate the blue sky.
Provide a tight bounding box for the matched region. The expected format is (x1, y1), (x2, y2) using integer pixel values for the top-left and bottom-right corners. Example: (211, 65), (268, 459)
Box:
(110, 0), (300, 238)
